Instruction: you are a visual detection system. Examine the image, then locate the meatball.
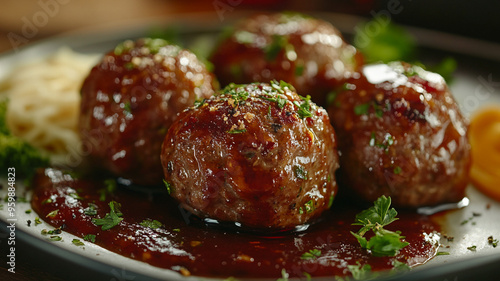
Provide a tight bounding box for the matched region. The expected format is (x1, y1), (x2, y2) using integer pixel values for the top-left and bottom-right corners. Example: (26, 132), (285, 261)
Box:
(328, 62), (471, 207)
(161, 81), (339, 230)
(210, 12), (363, 106)
(79, 38), (217, 185)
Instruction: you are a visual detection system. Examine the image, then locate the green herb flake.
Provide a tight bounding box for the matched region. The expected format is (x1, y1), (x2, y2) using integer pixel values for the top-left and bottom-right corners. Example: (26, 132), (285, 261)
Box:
(34, 217), (42, 225)
(467, 245), (477, 251)
(49, 236), (62, 242)
(123, 102), (132, 114)
(124, 62), (135, 70)
(194, 98), (206, 108)
(303, 272), (312, 281)
(295, 64), (304, 76)
(488, 236), (498, 248)
(295, 95), (313, 119)
(72, 239), (84, 246)
(293, 165), (308, 180)
(228, 128), (247, 134)
(276, 268), (289, 281)
(92, 201), (124, 231)
(264, 35), (287, 61)
(163, 179), (173, 195)
(83, 234), (96, 243)
(391, 260), (410, 271)
(140, 219), (163, 229)
(69, 193), (83, 200)
(42, 198), (53, 205)
(83, 203), (98, 216)
(46, 209), (59, 219)
(99, 179), (117, 202)
(347, 261), (374, 280)
(25, 209), (32, 214)
(354, 103), (370, 115)
(300, 249), (321, 260)
(351, 196), (408, 257)
(436, 251), (450, 256)
(393, 166), (402, 175)
(304, 200), (315, 214)
(328, 195), (335, 208)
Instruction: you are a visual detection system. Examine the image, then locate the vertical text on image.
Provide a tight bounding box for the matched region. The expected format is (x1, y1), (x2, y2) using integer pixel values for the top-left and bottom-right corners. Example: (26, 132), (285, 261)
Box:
(6, 167), (17, 273)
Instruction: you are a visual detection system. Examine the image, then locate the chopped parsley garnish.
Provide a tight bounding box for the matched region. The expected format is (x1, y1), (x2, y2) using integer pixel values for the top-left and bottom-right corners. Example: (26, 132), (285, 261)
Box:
(293, 165), (308, 180)
(46, 209), (59, 219)
(436, 251), (450, 256)
(83, 203), (98, 216)
(72, 239), (84, 246)
(25, 209), (32, 214)
(328, 195), (335, 208)
(92, 201), (123, 231)
(488, 236), (498, 248)
(326, 91), (339, 107)
(355, 102), (384, 118)
(140, 219), (163, 229)
(295, 64), (304, 76)
(163, 179), (173, 195)
(354, 103), (370, 115)
(41, 228), (62, 235)
(69, 192), (83, 200)
(220, 83), (250, 105)
(351, 196), (409, 257)
(123, 102), (132, 114)
(83, 234), (96, 243)
(393, 166), (402, 175)
(370, 132), (394, 152)
(194, 98), (206, 108)
(42, 198), (53, 205)
(228, 128), (247, 134)
(391, 260), (410, 272)
(467, 245), (477, 251)
(295, 95), (313, 119)
(99, 178), (117, 202)
(49, 236), (62, 242)
(264, 34), (287, 61)
(234, 30), (256, 45)
(347, 261), (374, 280)
(34, 217), (42, 225)
(300, 249), (321, 260)
(353, 16), (416, 64)
(304, 200), (315, 213)
(276, 269), (289, 281)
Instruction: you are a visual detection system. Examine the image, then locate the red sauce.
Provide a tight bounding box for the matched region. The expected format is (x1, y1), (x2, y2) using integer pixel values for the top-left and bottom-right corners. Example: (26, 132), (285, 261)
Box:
(31, 168), (439, 279)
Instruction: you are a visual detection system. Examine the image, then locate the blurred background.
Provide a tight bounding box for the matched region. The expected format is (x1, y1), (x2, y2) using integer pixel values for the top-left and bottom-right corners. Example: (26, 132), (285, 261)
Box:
(0, 0), (499, 54)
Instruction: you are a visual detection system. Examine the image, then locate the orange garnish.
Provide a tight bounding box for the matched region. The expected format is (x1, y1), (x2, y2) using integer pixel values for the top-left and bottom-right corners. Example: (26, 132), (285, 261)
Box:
(469, 106), (500, 201)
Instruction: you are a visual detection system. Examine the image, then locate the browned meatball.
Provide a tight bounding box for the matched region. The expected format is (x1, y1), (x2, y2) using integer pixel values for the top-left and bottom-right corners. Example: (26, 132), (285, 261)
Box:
(79, 38), (217, 185)
(210, 12), (363, 107)
(161, 81), (339, 230)
(328, 62), (471, 207)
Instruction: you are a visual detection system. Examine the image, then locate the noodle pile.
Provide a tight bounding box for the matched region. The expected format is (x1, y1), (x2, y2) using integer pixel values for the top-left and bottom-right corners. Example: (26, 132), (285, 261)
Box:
(0, 47), (100, 167)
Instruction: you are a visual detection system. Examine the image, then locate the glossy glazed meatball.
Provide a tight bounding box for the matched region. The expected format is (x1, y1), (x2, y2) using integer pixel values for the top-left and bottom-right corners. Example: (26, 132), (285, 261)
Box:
(210, 12), (363, 106)
(79, 38), (217, 185)
(161, 81), (339, 230)
(328, 62), (471, 207)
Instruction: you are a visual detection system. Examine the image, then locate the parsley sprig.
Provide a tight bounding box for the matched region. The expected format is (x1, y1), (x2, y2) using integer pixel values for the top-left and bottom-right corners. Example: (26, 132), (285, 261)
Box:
(92, 201), (123, 231)
(351, 196), (408, 257)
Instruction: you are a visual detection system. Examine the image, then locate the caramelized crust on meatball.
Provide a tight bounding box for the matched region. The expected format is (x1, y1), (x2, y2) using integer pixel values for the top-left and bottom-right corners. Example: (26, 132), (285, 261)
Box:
(161, 81), (339, 230)
(79, 38), (217, 185)
(328, 62), (471, 207)
(210, 12), (363, 106)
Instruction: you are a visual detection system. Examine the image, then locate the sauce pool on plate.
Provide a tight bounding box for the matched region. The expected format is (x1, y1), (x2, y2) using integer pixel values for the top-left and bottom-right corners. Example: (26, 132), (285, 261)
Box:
(31, 168), (440, 279)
